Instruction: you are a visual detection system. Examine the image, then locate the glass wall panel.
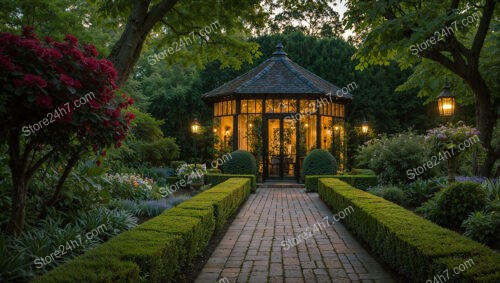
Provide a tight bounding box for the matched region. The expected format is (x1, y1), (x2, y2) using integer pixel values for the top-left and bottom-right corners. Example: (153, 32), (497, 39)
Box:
(273, 99), (281, 113)
(213, 116), (233, 152)
(255, 99), (262, 113)
(321, 116), (333, 151)
(288, 99), (297, 112)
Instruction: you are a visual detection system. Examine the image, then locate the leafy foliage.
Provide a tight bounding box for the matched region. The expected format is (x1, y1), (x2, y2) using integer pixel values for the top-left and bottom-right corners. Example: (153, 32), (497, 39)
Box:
(462, 211), (500, 247)
(417, 182), (488, 229)
(404, 177), (447, 207)
(302, 149), (338, 176)
(356, 131), (438, 184)
(368, 186), (408, 206)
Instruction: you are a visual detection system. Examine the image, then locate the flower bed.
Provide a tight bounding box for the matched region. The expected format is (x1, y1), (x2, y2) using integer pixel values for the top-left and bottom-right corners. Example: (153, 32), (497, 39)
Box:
(34, 178), (251, 282)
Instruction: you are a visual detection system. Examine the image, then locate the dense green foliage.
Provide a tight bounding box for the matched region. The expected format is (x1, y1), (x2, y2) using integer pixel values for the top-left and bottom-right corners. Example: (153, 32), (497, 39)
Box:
(318, 178), (500, 282)
(302, 149), (338, 176)
(36, 178), (251, 282)
(356, 131), (440, 184)
(368, 186), (408, 206)
(417, 182), (488, 229)
(462, 211), (500, 247)
(221, 150), (257, 175)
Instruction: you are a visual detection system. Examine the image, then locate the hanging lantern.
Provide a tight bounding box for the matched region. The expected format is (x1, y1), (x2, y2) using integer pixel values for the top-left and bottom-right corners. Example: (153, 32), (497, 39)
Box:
(191, 118), (200, 134)
(437, 85), (455, 117)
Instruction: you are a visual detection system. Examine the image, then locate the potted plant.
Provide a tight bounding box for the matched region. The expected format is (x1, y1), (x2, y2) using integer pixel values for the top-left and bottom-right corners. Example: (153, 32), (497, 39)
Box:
(176, 163), (206, 190)
(425, 122), (480, 183)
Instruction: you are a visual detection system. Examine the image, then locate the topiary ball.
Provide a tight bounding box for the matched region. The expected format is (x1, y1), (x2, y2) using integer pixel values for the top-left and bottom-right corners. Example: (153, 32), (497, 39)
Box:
(433, 181), (488, 229)
(221, 150), (257, 175)
(302, 149), (338, 176)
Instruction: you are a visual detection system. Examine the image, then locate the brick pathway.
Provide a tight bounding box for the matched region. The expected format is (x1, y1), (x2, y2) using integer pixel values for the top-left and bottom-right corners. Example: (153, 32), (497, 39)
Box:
(195, 188), (396, 283)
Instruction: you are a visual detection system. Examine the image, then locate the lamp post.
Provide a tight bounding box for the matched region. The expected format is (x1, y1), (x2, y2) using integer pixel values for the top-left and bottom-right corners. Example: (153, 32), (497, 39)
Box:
(437, 84), (456, 117)
(361, 120), (369, 142)
(191, 118), (200, 161)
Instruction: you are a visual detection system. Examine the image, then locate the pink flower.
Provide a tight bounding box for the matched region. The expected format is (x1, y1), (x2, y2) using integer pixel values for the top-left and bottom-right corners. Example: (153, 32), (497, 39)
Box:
(35, 95), (53, 109)
(24, 74), (47, 88)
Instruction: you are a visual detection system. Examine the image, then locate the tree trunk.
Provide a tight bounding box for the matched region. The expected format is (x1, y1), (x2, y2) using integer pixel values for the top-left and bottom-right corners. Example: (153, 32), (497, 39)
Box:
(7, 172), (28, 235)
(108, 0), (178, 87)
(6, 131), (29, 235)
(464, 70), (497, 177)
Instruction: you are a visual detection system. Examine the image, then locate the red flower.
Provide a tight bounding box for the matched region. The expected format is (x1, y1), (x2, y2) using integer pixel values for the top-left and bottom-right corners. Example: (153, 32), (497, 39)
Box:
(22, 26), (38, 39)
(24, 74), (47, 88)
(44, 36), (54, 44)
(35, 95), (53, 109)
(43, 48), (63, 60)
(82, 57), (99, 71)
(84, 44), (98, 57)
(64, 34), (78, 46)
(89, 99), (101, 109)
(101, 151), (107, 157)
(55, 105), (73, 123)
(59, 74), (75, 86)
(0, 55), (14, 71)
(96, 160), (102, 166)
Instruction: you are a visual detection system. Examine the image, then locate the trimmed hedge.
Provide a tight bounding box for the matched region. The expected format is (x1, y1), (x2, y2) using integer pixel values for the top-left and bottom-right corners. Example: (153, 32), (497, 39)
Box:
(206, 173), (257, 193)
(305, 175), (377, 192)
(318, 178), (500, 282)
(35, 178), (251, 283)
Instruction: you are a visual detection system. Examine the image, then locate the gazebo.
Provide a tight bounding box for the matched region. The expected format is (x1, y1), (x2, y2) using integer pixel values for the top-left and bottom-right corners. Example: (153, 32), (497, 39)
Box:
(202, 43), (353, 181)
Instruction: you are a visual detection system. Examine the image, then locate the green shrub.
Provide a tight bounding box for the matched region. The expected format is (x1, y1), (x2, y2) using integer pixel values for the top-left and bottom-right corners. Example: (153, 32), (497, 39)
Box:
(368, 186), (408, 206)
(305, 175), (377, 192)
(355, 131), (439, 184)
(36, 178), (251, 282)
(318, 178), (500, 282)
(417, 182), (488, 229)
(205, 173), (257, 193)
(462, 211), (500, 246)
(221, 150), (257, 175)
(302, 149), (337, 176)
(350, 168), (375, 175)
(404, 178), (446, 207)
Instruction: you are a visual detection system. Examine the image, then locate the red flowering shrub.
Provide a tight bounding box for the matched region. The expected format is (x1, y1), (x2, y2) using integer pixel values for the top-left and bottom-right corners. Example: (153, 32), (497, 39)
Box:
(0, 27), (134, 151)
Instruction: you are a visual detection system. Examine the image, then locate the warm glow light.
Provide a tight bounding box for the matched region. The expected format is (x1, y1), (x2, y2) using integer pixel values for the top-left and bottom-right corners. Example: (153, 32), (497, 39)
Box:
(334, 126), (339, 131)
(213, 128), (217, 133)
(304, 123), (309, 128)
(249, 123), (253, 128)
(361, 125), (369, 134)
(437, 85), (455, 116)
(191, 119), (200, 134)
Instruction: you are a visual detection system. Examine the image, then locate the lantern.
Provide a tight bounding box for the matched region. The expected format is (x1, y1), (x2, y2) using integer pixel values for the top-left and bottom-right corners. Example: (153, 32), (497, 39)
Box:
(437, 85), (455, 116)
(191, 118), (200, 134)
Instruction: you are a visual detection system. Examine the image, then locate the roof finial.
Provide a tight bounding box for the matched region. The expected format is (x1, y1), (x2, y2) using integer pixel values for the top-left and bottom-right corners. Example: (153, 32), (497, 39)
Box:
(272, 41), (287, 56)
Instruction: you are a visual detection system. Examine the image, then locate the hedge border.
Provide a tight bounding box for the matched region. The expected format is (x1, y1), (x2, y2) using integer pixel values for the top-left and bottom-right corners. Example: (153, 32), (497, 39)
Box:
(35, 178), (251, 283)
(205, 173), (257, 193)
(305, 175), (377, 192)
(318, 178), (500, 282)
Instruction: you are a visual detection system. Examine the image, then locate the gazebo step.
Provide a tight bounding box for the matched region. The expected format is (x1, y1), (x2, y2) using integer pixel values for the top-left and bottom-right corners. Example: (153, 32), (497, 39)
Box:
(257, 182), (305, 189)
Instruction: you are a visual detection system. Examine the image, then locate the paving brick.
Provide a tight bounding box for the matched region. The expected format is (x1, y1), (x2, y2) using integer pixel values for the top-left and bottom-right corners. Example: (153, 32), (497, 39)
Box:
(195, 188), (395, 282)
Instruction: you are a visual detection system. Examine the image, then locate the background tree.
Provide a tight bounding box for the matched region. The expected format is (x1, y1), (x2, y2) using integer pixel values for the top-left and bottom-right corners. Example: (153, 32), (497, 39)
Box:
(344, 0), (499, 176)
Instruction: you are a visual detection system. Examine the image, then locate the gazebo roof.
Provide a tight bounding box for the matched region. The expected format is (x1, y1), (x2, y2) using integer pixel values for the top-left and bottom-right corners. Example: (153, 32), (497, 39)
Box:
(202, 42), (353, 101)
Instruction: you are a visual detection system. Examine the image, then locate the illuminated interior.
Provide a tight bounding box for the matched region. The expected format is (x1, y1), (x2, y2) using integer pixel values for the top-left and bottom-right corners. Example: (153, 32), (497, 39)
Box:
(212, 98), (347, 176)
